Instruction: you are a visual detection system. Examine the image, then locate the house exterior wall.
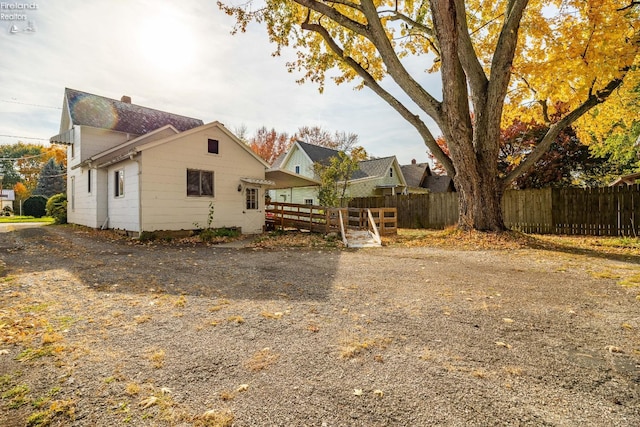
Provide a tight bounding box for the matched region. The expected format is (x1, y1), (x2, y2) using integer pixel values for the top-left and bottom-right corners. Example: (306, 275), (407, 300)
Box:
(139, 127), (267, 234)
(107, 160), (140, 232)
(68, 126), (132, 168)
(284, 147), (315, 177)
(273, 186), (319, 204)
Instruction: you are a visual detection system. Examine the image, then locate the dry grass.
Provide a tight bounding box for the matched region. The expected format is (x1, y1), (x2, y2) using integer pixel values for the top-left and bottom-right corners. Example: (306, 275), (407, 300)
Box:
(147, 349), (166, 369)
(244, 348), (280, 371)
(339, 335), (391, 359)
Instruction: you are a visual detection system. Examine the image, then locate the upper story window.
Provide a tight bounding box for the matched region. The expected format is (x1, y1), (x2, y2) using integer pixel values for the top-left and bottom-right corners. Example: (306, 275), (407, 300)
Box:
(187, 169), (214, 197)
(114, 169), (124, 197)
(295, 165), (300, 174)
(389, 167), (393, 177)
(208, 139), (219, 154)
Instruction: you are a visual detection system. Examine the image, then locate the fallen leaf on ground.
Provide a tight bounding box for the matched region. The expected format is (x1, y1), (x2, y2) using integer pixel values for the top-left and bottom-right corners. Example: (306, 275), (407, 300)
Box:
(353, 389), (363, 396)
(236, 384), (249, 392)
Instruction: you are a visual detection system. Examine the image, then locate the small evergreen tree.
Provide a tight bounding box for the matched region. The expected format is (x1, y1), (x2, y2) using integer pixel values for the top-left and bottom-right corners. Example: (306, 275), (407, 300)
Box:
(23, 195), (48, 218)
(34, 158), (65, 198)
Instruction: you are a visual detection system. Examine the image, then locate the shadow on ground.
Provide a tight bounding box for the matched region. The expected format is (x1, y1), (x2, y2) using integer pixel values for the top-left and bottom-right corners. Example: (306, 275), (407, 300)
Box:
(0, 226), (339, 302)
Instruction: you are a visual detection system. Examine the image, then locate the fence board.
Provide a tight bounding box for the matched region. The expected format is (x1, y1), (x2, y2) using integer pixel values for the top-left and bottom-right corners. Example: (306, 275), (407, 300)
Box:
(349, 186), (640, 236)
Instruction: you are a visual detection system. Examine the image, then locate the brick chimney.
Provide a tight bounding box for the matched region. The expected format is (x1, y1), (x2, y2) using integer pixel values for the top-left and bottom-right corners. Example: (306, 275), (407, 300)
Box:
(411, 158), (417, 164)
(121, 95), (131, 104)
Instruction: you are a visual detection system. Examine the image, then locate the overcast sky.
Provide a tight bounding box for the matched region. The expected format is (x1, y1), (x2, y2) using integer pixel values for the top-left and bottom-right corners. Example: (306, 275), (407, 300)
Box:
(0, 0), (442, 164)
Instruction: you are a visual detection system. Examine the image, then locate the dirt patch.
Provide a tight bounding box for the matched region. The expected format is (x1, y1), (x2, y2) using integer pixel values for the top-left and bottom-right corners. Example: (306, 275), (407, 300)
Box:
(1, 225), (639, 426)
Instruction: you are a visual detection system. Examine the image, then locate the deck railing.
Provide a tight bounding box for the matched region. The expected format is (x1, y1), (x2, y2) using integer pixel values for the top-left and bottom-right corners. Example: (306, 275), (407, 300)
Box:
(265, 202), (397, 235)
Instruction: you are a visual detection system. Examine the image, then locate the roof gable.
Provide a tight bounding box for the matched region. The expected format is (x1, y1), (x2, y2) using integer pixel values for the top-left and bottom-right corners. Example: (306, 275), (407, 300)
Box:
(64, 88), (204, 135)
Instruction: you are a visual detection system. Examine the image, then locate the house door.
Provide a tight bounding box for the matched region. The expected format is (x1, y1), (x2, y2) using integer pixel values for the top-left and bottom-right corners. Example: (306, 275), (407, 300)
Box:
(244, 187), (264, 233)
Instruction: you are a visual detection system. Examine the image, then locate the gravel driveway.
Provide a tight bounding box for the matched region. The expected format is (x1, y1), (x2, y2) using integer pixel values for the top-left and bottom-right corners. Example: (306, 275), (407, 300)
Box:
(0, 225), (638, 426)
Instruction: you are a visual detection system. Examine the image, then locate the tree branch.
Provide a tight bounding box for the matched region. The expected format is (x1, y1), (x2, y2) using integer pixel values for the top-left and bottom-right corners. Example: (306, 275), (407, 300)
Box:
(301, 21), (455, 175)
(618, 1), (640, 11)
(453, 0), (488, 102)
(357, 0), (444, 125)
(503, 73), (632, 186)
(382, 10), (437, 39)
(293, 0), (369, 37)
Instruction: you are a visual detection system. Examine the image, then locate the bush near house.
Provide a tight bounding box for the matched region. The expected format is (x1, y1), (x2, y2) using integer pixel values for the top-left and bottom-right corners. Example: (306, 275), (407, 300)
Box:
(45, 193), (67, 224)
(22, 195), (48, 218)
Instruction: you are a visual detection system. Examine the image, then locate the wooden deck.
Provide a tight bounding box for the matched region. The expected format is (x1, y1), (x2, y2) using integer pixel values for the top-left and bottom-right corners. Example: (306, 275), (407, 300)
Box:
(265, 202), (397, 235)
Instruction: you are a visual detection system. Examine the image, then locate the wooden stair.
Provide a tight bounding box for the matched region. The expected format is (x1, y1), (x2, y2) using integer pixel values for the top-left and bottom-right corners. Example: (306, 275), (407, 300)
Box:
(338, 208), (383, 248)
(344, 229), (381, 248)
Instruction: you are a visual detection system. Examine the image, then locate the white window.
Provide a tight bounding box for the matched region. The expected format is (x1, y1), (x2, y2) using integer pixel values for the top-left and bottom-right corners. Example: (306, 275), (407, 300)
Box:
(246, 188), (258, 209)
(114, 170), (124, 198)
(87, 169), (92, 194)
(295, 165), (300, 174)
(187, 169), (214, 197)
(304, 199), (313, 205)
(389, 167), (393, 177)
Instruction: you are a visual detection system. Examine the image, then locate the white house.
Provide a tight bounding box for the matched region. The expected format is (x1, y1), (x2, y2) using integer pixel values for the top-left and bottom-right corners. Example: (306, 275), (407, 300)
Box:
(0, 189), (15, 211)
(266, 140), (407, 204)
(50, 88), (273, 235)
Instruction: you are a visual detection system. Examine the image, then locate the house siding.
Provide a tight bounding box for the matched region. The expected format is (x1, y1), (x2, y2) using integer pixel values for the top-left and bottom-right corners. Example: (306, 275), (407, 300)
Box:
(67, 166), (107, 228)
(285, 148), (315, 177)
(139, 127), (267, 234)
(76, 127), (132, 164)
(107, 160), (140, 232)
(273, 186), (319, 204)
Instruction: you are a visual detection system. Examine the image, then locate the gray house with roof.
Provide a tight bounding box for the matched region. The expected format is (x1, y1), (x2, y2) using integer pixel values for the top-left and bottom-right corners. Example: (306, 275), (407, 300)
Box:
(50, 88), (272, 235)
(266, 140), (406, 205)
(400, 160), (456, 193)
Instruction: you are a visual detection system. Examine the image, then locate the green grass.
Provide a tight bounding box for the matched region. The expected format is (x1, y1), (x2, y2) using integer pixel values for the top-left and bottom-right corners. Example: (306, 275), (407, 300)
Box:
(0, 216), (54, 224)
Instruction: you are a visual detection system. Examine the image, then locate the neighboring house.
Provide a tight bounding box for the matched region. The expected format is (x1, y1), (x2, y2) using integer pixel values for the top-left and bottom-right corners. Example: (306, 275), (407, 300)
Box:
(400, 159), (456, 193)
(0, 189), (15, 211)
(266, 140), (406, 204)
(49, 88), (272, 235)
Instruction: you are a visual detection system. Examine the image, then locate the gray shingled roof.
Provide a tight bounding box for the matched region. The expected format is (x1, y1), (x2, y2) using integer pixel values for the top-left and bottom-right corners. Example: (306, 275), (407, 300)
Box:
(356, 156), (395, 179)
(401, 162), (429, 187)
(65, 88), (204, 135)
(297, 141), (341, 163)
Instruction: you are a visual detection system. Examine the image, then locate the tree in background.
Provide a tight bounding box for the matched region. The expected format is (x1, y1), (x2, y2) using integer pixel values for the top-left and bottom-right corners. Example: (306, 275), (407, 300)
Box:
(247, 125), (364, 164)
(248, 127), (292, 164)
(220, 0), (640, 231)
(34, 158), (66, 198)
(498, 119), (597, 189)
(294, 126), (359, 152)
(0, 143), (66, 194)
(314, 151), (361, 207)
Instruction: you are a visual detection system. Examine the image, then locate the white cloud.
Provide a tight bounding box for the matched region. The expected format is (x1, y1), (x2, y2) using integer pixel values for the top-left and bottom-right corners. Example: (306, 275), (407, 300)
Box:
(0, 0), (443, 164)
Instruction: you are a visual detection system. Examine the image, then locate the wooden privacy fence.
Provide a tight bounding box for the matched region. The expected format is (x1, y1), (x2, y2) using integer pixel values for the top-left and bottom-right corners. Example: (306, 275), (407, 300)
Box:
(349, 185), (640, 236)
(266, 202), (397, 235)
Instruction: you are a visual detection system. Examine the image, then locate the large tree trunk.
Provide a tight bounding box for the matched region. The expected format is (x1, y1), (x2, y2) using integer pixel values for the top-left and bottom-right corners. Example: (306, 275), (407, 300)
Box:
(454, 166), (505, 231)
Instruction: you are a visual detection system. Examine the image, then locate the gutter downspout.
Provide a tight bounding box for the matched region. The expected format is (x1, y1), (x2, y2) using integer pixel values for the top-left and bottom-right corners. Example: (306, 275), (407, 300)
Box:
(129, 152), (143, 236)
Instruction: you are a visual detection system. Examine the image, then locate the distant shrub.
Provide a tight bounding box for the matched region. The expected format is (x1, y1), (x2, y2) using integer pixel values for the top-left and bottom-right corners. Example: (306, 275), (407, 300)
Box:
(45, 193), (67, 224)
(23, 195), (48, 218)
